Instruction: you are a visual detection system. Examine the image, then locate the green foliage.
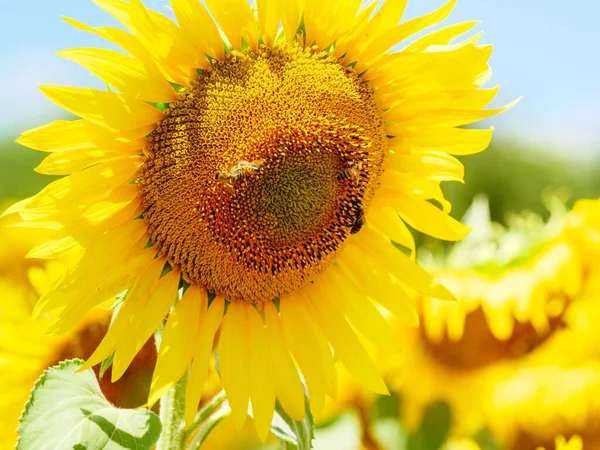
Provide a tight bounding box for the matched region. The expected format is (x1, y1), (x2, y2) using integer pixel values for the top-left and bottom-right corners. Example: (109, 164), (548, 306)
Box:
(17, 359), (162, 450)
(0, 135), (55, 201)
(372, 391), (401, 419)
(405, 402), (452, 450)
(99, 353), (114, 380)
(271, 396), (315, 450)
(473, 428), (503, 450)
(444, 140), (600, 223)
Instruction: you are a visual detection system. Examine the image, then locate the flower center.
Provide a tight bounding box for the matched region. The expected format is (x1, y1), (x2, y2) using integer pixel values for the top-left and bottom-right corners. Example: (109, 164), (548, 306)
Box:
(140, 43), (387, 302)
(423, 308), (564, 371)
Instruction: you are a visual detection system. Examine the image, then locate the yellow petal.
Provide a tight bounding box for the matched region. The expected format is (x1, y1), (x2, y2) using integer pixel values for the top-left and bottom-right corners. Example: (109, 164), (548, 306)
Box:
(35, 149), (128, 175)
(394, 127), (493, 156)
(185, 295), (224, 425)
(369, 35), (491, 96)
(256, 0), (281, 46)
(219, 301), (250, 429)
(304, 286), (388, 395)
(63, 16), (174, 84)
(26, 235), (81, 260)
(387, 99), (520, 131)
(280, 296), (331, 414)
(23, 156), (142, 211)
(388, 192), (471, 241)
(359, 0), (457, 67)
(40, 86), (162, 135)
(370, 0), (408, 33)
(341, 0), (407, 63)
(403, 21), (478, 52)
(171, 0), (223, 63)
(386, 151), (464, 183)
(36, 222), (151, 321)
(17, 119), (145, 153)
(94, 0), (196, 83)
(81, 253), (165, 370)
(334, 1), (379, 60)
(376, 171), (452, 213)
(205, 0), (259, 50)
(263, 302), (305, 422)
(366, 205), (415, 253)
(149, 285), (204, 407)
(280, 1), (302, 43)
(320, 268), (395, 350)
(384, 87), (499, 115)
(245, 304), (276, 442)
(337, 245), (418, 326)
(303, 0), (361, 48)
(355, 227), (450, 301)
(57, 47), (176, 102)
(113, 267), (181, 381)
(47, 250), (156, 338)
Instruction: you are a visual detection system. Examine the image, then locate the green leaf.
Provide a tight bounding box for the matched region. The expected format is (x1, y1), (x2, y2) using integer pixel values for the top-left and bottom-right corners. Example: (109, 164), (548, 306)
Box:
(99, 353), (114, 380)
(372, 417), (408, 450)
(372, 392), (401, 419)
(272, 392), (315, 450)
(406, 402), (451, 450)
(17, 359), (162, 450)
(472, 428), (502, 450)
(313, 413), (362, 450)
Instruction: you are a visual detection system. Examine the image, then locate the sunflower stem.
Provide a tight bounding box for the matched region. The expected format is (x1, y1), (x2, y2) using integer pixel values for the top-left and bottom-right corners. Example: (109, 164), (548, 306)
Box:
(156, 372), (188, 450)
(183, 390), (227, 440)
(185, 395), (232, 450)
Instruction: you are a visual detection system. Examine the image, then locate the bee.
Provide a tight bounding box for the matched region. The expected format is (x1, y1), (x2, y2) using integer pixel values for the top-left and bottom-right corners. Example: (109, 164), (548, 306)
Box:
(349, 205), (365, 234)
(215, 159), (266, 189)
(338, 161), (362, 185)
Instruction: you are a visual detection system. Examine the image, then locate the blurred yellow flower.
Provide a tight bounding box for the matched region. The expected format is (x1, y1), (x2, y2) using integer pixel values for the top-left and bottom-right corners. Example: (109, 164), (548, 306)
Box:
(2, 0), (511, 439)
(0, 202), (50, 289)
(485, 293), (600, 449)
(389, 197), (600, 442)
(442, 437), (481, 450)
(443, 435), (583, 450)
(537, 435), (584, 450)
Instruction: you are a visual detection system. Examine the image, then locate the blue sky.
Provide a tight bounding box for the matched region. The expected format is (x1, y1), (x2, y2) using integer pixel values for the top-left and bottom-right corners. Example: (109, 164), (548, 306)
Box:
(1, 0), (598, 157)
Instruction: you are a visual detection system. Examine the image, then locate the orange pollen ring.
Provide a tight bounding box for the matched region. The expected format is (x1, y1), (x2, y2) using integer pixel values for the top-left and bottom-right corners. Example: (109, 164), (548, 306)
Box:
(139, 43), (387, 302)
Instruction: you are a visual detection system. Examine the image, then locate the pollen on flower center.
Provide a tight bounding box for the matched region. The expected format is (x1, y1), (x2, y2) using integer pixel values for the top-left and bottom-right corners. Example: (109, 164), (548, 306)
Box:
(139, 43), (387, 302)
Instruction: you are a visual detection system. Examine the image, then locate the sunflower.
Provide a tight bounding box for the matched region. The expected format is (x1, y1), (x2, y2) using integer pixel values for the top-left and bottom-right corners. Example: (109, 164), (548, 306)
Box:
(3, 0), (510, 439)
(388, 200), (584, 434)
(484, 295), (600, 450)
(386, 198), (600, 448)
(442, 435), (583, 450)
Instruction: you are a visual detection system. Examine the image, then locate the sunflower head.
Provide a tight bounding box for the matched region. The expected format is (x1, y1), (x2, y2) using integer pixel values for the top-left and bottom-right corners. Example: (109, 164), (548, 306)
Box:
(387, 197), (590, 436)
(140, 42), (387, 302)
(3, 0), (513, 439)
(416, 196), (581, 361)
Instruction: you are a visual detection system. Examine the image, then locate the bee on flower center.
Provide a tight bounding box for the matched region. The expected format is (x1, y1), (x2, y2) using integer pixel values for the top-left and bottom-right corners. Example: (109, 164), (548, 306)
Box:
(337, 160), (362, 185)
(215, 159), (266, 189)
(349, 204), (366, 234)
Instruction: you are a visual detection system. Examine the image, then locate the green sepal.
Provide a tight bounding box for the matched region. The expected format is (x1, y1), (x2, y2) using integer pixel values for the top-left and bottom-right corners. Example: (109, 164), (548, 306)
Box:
(98, 353), (114, 380)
